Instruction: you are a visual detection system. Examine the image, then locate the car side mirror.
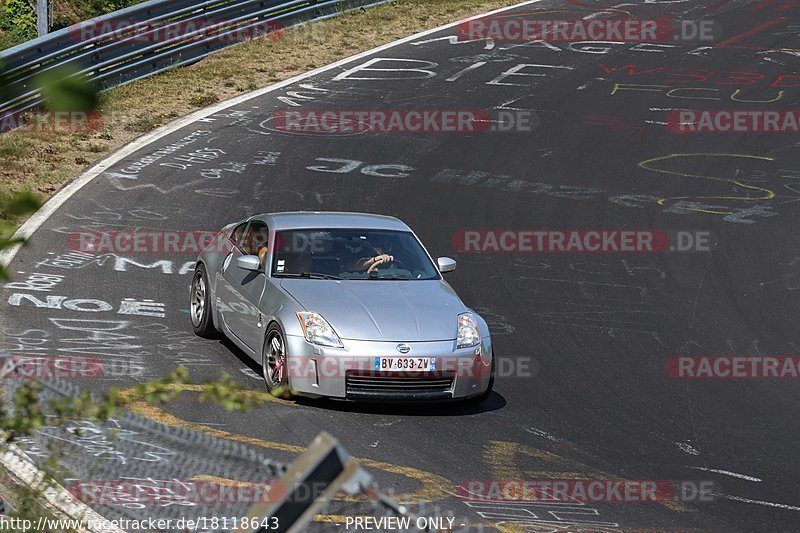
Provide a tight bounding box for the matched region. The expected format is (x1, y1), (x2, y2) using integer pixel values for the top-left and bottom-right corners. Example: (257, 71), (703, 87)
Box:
(437, 257), (457, 273)
(236, 255), (262, 271)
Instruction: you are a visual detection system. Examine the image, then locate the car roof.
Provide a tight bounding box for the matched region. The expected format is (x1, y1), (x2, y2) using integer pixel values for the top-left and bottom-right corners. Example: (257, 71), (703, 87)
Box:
(249, 211), (411, 232)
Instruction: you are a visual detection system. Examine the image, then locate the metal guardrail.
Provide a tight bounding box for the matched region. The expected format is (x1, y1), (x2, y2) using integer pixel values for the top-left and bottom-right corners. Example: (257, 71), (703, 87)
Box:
(0, 0), (390, 123)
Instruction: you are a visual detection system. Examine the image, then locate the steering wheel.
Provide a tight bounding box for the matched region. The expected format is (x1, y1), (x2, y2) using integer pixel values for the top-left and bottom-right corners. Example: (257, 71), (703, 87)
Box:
(366, 255), (407, 274)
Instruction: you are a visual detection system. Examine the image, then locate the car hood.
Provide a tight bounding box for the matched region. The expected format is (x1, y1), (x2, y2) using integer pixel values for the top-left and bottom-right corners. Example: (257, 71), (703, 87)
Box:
(279, 279), (467, 341)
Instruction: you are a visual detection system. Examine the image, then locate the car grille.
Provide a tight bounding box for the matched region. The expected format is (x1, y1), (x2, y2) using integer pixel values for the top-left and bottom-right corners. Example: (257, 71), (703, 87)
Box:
(345, 371), (455, 400)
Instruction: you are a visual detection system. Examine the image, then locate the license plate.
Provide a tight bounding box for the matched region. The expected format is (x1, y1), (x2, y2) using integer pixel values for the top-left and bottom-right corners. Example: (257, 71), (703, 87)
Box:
(375, 357), (435, 372)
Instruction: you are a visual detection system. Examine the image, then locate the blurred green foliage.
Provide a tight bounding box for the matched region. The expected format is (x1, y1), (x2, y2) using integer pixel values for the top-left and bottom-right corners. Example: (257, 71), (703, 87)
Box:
(1, 367), (270, 443)
(0, 366), (271, 528)
(35, 68), (100, 112)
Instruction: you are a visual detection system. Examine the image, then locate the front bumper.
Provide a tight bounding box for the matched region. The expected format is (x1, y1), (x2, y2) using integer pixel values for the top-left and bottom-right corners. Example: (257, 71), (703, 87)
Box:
(283, 336), (493, 401)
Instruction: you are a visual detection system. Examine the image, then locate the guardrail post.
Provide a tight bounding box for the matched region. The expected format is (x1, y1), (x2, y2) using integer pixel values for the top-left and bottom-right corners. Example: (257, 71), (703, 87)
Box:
(36, 0), (49, 37)
(235, 432), (371, 533)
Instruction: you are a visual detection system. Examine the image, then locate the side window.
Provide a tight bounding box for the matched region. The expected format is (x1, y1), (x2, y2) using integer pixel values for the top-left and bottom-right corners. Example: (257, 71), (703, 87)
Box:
(240, 220), (271, 256)
(230, 223), (247, 248)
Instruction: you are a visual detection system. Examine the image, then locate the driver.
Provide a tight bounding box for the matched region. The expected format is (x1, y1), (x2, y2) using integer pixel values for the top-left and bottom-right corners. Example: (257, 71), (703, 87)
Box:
(250, 229), (271, 267)
(343, 236), (393, 273)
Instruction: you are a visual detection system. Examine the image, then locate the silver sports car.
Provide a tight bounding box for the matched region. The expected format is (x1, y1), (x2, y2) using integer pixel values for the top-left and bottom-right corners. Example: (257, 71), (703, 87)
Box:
(190, 212), (494, 402)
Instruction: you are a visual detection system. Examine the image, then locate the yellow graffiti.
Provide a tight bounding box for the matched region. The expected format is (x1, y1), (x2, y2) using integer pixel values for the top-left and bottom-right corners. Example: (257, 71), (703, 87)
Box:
(638, 153), (776, 214)
(665, 87), (721, 100)
(610, 84), (785, 103)
(610, 83), (670, 96)
(484, 441), (691, 512)
(118, 384), (450, 504)
(731, 89), (784, 103)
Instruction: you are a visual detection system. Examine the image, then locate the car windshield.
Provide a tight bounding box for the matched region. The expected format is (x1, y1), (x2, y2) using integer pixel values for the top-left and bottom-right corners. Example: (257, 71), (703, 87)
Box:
(271, 229), (440, 280)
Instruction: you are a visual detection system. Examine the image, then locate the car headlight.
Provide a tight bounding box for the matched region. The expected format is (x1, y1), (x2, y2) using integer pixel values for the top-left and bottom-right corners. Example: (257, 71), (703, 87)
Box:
(457, 313), (481, 349)
(297, 312), (343, 348)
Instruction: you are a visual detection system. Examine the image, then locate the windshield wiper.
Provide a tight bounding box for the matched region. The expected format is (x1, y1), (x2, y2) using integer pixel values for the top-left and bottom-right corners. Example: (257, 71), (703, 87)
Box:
(274, 272), (343, 280)
(367, 273), (412, 280)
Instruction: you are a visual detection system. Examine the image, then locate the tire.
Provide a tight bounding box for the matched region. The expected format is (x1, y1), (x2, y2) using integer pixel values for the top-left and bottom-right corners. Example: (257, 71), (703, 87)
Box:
(262, 324), (291, 397)
(190, 264), (218, 338)
(465, 353), (494, 405)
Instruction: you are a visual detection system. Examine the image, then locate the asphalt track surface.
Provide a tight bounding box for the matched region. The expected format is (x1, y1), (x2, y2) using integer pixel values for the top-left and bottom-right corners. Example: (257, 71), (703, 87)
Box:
(4, 0), (800, 531)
